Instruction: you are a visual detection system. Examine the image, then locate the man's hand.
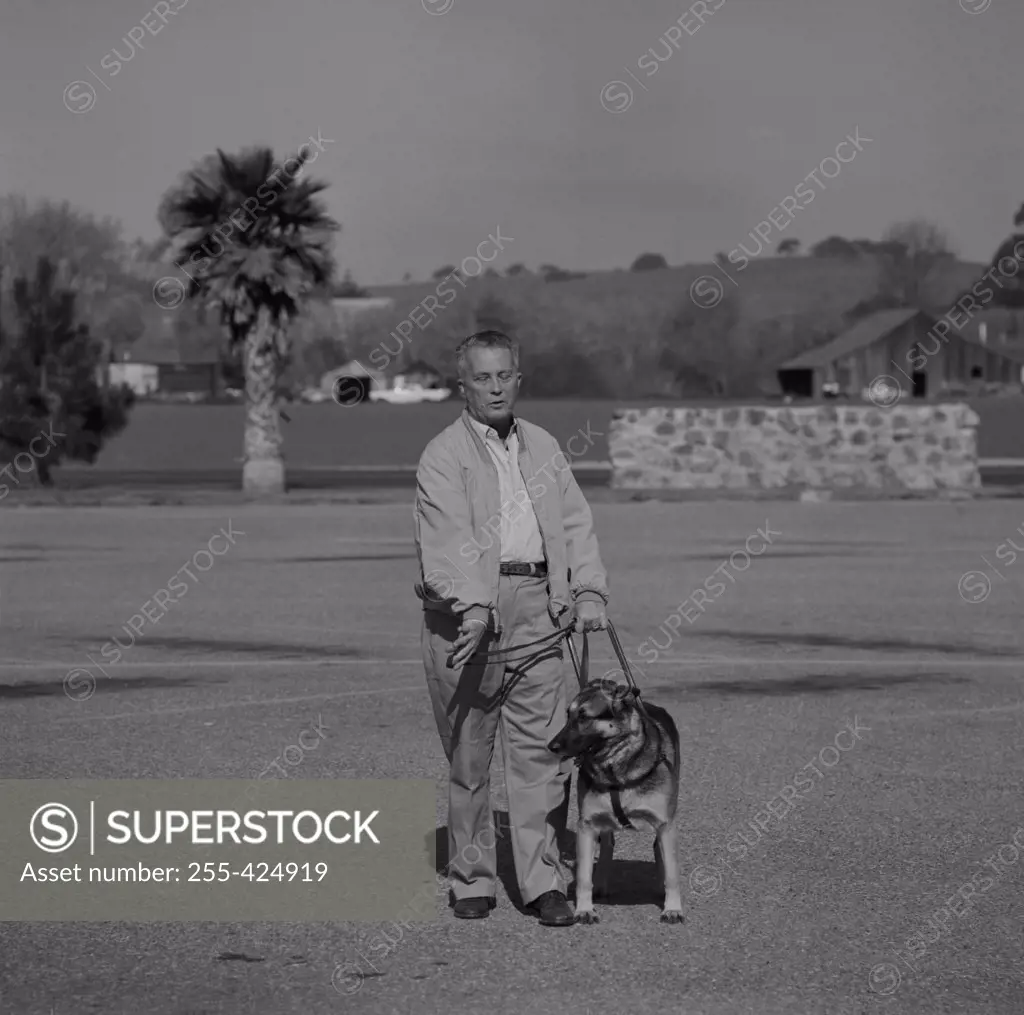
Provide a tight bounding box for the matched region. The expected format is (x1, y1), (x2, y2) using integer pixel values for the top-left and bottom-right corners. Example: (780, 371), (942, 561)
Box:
(572, 599), (607, 634)
(450, 616), (488, 669)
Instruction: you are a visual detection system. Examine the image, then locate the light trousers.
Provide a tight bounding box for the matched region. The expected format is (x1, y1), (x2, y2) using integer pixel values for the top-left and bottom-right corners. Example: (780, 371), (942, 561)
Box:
(422, 574), (573, 906)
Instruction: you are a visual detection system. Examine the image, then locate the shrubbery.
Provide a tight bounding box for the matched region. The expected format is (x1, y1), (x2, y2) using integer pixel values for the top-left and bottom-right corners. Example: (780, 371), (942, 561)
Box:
(0, 258), (135, 485)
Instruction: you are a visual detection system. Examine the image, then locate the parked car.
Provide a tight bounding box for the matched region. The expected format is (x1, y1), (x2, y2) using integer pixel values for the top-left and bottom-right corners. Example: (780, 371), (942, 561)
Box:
(369, 376), (452, 404)
(862, 378), (900, 405)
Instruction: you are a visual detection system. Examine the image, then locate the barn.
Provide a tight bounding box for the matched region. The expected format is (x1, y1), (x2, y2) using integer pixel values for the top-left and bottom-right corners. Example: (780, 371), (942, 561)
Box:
(958, 306), (1024, 359)
(777, 308), (1024, 400)
(398, 359), (445, 389)
(107, 313), (222, 397)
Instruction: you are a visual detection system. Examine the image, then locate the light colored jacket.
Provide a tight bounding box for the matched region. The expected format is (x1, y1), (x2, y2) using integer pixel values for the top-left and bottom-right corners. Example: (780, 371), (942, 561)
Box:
(413, 408), (608, 634)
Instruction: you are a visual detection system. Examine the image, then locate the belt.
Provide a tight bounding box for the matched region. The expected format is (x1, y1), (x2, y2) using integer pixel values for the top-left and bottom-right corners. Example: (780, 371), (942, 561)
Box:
(499, 561), (548, 577)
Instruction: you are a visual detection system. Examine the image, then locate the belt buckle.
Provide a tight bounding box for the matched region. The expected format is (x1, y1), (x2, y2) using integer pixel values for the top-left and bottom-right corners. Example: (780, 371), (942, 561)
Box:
(527, 562), (537, 576)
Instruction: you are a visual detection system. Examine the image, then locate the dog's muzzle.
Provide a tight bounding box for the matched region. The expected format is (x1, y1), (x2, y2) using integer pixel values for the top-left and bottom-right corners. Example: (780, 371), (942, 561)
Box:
(547, 729), (591, 760)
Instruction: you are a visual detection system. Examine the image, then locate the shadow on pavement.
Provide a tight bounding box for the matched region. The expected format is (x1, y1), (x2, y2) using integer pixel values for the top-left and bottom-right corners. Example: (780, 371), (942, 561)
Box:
(679, 550), (866, 562)
(282, 553), (416, 564)
(685, 627), (1019, 658)
(660, 670), (968, 699)
(0, 673), (207, 699)
(55, 634), (368, 659)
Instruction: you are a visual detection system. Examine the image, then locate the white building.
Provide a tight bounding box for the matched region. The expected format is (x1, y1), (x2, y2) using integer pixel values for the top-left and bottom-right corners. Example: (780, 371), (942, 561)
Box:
(108, 361), (159, 395)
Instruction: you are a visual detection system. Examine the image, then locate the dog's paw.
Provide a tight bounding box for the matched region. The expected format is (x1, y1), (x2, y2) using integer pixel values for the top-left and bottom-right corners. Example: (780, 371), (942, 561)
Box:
(575, 909), (600, 925)
(660, 909), (685, 925)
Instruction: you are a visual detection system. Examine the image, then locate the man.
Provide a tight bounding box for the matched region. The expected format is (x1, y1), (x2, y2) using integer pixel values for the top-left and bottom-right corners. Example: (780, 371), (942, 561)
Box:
(413, 329), (609, 927)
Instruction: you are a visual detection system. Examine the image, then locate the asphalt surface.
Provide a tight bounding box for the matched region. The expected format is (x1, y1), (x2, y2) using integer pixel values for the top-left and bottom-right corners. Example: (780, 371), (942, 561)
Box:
(43, 464), (611, 490)
(1, 500), (1023, 1014)
(35, 462), (1024, 491)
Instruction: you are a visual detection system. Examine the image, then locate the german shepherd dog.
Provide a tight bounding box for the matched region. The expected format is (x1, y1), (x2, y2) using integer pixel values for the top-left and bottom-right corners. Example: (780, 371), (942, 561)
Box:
(547, 679), (683, 924)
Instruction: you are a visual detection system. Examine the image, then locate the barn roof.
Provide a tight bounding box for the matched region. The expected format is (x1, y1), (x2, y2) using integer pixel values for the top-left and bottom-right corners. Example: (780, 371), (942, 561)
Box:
(323, 359), (387, 381)
(122, 326), (222, 365)
(779, 308), (929, 370)
(780, 306), (1024, 370)
(113, 304), (222, 365)
(402, 359), (441, 376)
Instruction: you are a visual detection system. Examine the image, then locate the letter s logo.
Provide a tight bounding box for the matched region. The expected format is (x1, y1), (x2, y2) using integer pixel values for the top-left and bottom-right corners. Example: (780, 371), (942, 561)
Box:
(30, 803), (79, 853)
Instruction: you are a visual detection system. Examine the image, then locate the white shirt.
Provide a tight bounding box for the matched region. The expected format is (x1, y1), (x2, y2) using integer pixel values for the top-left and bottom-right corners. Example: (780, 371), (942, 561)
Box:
(467, 415), (545, 564)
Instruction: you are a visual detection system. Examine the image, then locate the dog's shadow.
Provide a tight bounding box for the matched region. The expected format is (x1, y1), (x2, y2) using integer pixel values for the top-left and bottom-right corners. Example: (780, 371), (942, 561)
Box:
(561, 831), (665, 908)
(435, 811), (664, 911)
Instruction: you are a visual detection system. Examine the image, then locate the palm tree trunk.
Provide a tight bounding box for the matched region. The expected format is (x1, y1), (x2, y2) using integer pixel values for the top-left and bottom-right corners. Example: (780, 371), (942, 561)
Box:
(242, 309), (285, 496)
(35, 454), (53, 487)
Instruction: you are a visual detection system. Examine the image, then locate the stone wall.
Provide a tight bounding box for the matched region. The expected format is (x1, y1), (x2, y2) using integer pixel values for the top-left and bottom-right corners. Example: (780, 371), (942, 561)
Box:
(609, 403), (981, 497)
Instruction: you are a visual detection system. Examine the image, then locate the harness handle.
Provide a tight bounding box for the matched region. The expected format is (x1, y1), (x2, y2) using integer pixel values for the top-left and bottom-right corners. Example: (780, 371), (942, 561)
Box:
(565, 620), (647, 712)
(566, 630), (588, 686)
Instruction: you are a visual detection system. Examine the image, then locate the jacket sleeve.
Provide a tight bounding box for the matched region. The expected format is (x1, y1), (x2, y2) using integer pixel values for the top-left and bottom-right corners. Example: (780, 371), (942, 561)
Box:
(414, 440), (495, 616)
(556, 443), (609, 604)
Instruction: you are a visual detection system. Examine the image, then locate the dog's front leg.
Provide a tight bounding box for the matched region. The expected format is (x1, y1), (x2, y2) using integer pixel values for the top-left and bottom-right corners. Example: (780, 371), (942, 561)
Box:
(594, 830), (614, 900)
(575, 824), (600, 924)
(657, 822), (684, 924)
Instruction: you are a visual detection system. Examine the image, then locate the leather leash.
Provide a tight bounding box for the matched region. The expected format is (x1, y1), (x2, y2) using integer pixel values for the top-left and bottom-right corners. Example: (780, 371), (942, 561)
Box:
(446, 617), (647, 716)
(446, 623), (572, 669)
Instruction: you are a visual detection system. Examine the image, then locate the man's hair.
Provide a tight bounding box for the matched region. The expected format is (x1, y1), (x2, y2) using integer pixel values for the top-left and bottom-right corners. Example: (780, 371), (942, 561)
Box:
(456, 330), (519, 377)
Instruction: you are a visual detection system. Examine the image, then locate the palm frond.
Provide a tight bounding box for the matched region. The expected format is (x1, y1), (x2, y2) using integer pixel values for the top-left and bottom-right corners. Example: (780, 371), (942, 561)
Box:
(155, 145), (340, 338)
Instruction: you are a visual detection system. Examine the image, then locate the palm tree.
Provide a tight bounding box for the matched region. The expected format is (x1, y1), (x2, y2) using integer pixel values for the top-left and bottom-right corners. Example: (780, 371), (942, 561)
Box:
(157, 147), (338, 496)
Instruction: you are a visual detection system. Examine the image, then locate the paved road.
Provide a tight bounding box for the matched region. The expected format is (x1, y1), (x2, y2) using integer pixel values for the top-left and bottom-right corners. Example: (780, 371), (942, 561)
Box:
(1, 501), (1022, 1014)
(38, 462), (1024, 490)
(48, 463), (611, 490)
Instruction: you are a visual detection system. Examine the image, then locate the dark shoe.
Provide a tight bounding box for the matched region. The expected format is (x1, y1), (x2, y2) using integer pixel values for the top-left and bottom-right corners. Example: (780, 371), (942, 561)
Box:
(453, 897), (495, 920)
(529, 890), (575, 927)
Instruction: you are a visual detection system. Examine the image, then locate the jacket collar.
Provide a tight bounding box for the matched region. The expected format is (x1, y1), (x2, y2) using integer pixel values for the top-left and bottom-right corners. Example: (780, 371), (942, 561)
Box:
(461, 407), (520, 445)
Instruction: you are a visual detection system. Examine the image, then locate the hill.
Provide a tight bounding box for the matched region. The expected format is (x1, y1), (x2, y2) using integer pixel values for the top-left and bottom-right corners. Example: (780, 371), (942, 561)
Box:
(365, 255), (990, 329)
(333, 254), (995, 399)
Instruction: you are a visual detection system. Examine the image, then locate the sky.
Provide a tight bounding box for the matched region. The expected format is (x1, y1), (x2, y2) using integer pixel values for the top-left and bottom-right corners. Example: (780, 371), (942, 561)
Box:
(0, 0), (1021, 286)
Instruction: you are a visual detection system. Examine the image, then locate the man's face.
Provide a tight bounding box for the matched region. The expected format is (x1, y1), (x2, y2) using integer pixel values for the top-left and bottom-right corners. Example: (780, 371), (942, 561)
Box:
(459, 346), (520, 426)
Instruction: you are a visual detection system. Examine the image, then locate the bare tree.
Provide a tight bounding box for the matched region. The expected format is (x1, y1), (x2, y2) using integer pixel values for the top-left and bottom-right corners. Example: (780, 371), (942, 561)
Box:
(0, 195), (132, 325)
(656, 292), (743, 397)
(878, 218), (956, 306)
